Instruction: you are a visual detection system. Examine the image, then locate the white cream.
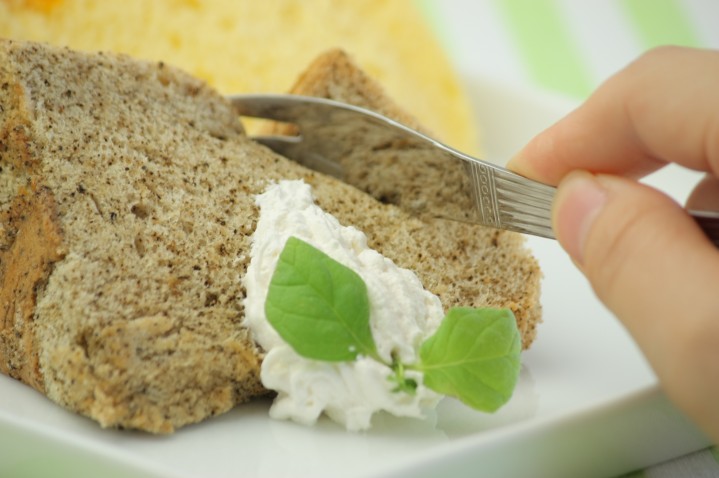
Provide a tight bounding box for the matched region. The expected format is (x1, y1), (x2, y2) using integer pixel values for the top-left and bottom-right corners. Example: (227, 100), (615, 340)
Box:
(243, 180), (443, 431)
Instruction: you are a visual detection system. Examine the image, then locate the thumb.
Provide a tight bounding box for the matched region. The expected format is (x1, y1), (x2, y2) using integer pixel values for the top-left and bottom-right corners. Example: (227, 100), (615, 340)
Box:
(554, 171), (719, 441)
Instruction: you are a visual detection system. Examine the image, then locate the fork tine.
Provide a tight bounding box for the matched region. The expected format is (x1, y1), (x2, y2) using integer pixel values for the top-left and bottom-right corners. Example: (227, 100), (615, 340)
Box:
(250, 134), (345, 178)
(230, 94), (306, 123)
(251, 135), (301, 150)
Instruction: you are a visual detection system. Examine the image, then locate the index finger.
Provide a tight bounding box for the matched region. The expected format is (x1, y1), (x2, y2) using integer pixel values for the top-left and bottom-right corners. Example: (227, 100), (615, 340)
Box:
(508, 46), (719, 185)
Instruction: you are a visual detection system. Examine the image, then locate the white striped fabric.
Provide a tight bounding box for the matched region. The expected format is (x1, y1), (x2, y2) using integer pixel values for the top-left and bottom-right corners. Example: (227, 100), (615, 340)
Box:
(423, 0), (719, 99)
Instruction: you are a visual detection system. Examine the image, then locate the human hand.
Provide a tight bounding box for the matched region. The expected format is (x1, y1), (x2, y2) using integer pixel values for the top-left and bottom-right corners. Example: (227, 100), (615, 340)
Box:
(508, 46), (719, 443)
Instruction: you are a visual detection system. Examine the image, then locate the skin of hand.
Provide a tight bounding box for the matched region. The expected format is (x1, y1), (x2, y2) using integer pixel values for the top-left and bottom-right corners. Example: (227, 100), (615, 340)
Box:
(507, 46), (719, 444)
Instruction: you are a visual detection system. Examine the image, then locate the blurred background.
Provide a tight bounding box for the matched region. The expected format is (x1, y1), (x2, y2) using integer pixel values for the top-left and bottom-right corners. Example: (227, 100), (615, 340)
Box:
(421, 0), (719, 100)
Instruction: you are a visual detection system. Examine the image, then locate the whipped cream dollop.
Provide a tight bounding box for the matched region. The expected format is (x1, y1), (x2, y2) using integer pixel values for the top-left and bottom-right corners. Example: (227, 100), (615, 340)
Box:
(242, 180), (444, 431)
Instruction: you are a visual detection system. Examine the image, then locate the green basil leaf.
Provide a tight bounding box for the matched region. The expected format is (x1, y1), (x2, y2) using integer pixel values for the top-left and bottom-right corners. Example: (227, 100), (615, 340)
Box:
(419, 307), (521, 412)
(265, 236), (378, 362)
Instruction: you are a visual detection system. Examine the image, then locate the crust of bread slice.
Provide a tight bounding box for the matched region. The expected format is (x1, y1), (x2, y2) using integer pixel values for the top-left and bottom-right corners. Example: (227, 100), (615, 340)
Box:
(0, 40), (541, 433)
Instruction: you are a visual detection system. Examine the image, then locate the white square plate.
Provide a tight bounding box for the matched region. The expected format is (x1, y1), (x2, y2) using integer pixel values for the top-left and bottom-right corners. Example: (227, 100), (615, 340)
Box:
(0, 76), (710, 478)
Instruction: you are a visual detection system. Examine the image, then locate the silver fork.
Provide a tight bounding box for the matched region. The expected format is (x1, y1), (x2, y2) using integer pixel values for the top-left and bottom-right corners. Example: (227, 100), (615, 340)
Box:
(230, 94), (719, 246)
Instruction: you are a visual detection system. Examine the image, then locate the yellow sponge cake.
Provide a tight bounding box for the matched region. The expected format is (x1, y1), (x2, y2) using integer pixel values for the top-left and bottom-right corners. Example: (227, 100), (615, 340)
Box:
(0, 0), (478, 152)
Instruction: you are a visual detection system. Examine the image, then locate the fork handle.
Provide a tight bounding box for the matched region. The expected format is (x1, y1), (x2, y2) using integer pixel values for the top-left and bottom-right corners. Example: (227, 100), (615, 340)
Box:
(689, 210), (719, 247)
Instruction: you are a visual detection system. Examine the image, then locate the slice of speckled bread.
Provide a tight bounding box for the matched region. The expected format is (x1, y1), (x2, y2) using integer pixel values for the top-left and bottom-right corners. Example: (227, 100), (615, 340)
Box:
(277, 50), (543, 346)
(0, 39), (541, 434)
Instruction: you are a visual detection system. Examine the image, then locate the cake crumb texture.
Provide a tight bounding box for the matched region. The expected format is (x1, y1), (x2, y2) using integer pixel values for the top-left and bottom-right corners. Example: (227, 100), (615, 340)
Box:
(0, 40), (271, 433)
(0, 40), (541, 433)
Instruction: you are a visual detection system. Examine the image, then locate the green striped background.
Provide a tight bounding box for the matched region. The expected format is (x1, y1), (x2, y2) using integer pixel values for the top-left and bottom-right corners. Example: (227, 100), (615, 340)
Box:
(498, 0), (701, 97)
(418, 0), (703, 98)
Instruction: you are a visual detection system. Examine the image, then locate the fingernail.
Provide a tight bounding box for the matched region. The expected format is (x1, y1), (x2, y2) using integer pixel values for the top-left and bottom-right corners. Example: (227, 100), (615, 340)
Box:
(507, 133), (556, 178)
(553, 171), (608, 265)
(505, 154), (523, 173)
(506, 149), (537, 178)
